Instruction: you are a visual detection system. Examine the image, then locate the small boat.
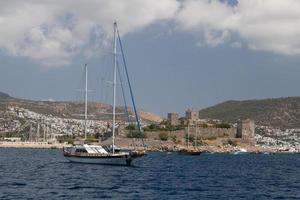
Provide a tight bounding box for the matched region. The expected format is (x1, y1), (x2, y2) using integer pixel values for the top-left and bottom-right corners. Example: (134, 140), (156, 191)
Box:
(63, 22), (146, 165)
(178, 124), (202, 155)
(178, 149), (202, 155)
(232, 148), (248, 155)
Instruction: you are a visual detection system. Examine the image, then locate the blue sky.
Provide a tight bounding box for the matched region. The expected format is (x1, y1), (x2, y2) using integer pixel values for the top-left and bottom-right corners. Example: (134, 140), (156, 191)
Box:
(0, 0), (300, 117)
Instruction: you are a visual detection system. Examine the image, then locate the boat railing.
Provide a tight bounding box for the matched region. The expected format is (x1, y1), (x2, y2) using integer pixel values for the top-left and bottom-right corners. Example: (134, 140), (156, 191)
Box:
(69, 152), (128, 157)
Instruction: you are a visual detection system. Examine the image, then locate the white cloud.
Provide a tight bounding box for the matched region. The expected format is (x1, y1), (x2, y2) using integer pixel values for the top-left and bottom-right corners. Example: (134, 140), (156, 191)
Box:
(176, 0), (300, 56)
(0, 0), (179, 67)
(1, 0), (300, 66)
(231, 41), (242, 48)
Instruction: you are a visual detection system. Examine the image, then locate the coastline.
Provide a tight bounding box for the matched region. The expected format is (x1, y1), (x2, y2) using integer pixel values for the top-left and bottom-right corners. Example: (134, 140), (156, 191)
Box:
(0, 142), (64, 149)
(0, 141), (299, 154)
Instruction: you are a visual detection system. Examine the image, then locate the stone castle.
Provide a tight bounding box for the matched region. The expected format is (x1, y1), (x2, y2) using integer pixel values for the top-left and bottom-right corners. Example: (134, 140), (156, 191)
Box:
(166, 110), (256, 144)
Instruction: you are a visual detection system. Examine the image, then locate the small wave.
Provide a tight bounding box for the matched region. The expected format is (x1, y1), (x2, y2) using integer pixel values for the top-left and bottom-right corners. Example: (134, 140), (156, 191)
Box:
(68, 185), (99, 190)
(10, 182), (27, 186)
(68, 185), (120, 190)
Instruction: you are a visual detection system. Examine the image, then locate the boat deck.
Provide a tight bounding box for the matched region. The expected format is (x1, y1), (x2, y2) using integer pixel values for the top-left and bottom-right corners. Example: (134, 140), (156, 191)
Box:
(63, 150), (146, 159)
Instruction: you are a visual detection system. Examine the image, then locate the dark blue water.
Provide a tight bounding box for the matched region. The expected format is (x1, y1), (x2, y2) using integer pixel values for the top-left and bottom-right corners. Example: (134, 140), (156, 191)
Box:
(0, 149), (300, 200)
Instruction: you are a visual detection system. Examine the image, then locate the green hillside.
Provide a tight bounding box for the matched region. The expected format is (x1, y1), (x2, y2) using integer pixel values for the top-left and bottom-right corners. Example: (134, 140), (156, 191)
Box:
(199, 97), (300, 129)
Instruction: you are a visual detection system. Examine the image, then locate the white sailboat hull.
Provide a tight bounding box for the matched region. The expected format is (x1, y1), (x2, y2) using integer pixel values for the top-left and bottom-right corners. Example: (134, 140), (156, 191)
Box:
(63, 144), (146, 166)
(65, 156), (130, 165)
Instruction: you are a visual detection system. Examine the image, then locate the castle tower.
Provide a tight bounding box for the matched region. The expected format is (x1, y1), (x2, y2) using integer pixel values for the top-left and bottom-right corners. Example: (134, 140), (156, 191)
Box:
(185, 109), (199, 124)
(167, 113), (179, 126)
(236, 119), (255, 144)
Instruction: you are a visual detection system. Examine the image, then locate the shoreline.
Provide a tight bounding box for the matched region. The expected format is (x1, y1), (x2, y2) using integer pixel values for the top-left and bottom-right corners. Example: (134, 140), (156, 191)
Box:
(0, 142), (64, 149)
(0, 141), (299, 154)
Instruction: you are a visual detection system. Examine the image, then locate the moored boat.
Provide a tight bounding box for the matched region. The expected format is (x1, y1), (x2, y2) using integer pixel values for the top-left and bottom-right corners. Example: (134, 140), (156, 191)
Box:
(178, 149), (202, 155)
(178, 124), (202, 155)
(232, 148), (249, 155)
(63, 144), (145, 165)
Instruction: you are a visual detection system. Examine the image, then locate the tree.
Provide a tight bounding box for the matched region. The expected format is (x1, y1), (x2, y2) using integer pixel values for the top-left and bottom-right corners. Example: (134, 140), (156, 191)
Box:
(200, 123), (208, 128)
(185, 134), (194, 143)
(126, 131), (146, 138)
(215, 123), (231, 129)
(126, 124), (136, 130)
(143, 123), (160, 132)
(171, 135), (177, 143)
(159, 132), (168, 141)
(227, 139), (237, 146)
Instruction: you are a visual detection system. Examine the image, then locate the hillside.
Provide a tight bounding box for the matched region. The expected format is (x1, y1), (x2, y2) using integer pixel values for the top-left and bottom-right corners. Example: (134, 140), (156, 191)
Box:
(199, 97), (300, 129)
(0, 92), (10, 98)
(0, 93), (162, 123)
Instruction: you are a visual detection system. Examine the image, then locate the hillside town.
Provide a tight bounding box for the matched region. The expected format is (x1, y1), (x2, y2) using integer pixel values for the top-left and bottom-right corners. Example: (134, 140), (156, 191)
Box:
(1, 105), (300, 153)
(255, 126), (300, 152)
(0, 106), (109, 142)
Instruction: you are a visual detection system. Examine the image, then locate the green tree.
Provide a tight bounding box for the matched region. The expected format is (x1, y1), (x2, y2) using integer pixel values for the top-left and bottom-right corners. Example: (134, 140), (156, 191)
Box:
(126, 131), (147, 138)
(184, 133), (194, 143)
(143, 123), (160, 132)
(200, 123), (208, 128)
(215, 123), (231, 129)
(159, 132), (169, 141)
(171, 135), (177, 143)
(126, 124), (136, 130)
(56, 135), (75, 144)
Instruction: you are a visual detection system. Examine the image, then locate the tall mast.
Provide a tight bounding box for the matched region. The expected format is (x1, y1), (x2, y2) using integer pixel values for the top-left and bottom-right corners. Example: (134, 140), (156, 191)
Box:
(46, 124), (48, 142)
(36, 122), (40, 142)
(84, 63), (88, 140)
(112, 22), (117, 154)
(195, 125), (198, 149)
(187, 124), (190, 149)
(43, 124), (46, 142)
(29, 123), (32, 142)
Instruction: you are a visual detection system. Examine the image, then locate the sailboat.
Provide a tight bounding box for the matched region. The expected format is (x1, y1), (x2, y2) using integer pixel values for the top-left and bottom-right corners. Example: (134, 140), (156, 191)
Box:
(63, 22), (146, 165)
(178, 124), (202, 155)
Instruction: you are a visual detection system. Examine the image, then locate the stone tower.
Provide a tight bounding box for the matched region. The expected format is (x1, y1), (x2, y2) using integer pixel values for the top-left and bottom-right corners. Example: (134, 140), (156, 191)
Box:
(185, 109), (199, 124)
(236, 119), (255, 143)
(167, 113), (179, 126)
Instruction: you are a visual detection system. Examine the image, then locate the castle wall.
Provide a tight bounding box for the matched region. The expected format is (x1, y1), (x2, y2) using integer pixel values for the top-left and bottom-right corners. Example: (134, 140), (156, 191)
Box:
(145, 127), (236, 140)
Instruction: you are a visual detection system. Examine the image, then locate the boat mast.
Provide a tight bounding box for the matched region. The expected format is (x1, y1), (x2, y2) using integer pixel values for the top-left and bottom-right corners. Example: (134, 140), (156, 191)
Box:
(116, 25), (145, 148)
(112, 22), (117, 154)
(43, 124), (46, 142)
(36, 122), (40, 142)
(195, 125), (198, 149)
(46, 124), (48, 142)
(187, 124), (190, 149)
(29, 123), (32, 142)
(84, 63), (88, 140)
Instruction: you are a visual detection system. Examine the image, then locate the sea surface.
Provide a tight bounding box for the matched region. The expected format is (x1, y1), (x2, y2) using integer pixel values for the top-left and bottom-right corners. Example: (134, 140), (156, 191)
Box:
(0, 149), (300, 199)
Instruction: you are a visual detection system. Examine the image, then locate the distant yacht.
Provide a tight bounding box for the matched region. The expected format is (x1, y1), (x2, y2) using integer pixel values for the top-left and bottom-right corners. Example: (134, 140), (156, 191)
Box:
(63, 22), (146, 165)
(232, 148), (248, 155)
(178, 124), (202, 155)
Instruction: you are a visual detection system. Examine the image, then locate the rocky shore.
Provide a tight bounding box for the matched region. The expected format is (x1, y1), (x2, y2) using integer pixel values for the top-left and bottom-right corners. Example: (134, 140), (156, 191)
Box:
(1, 137), (299, 154)
(111, 138), (300, 154)
(0, 141), (65, 149)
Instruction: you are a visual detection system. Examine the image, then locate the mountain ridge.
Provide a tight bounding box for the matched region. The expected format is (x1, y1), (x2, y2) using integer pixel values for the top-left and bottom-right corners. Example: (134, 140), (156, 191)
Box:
(0, 91), (10, 98)
(0, 92), (162, 123)
(199, 96), (300, 129)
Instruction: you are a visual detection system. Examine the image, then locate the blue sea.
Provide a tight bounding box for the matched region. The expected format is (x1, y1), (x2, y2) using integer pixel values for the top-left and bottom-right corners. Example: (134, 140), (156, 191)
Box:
(0, 149), (300, 199)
